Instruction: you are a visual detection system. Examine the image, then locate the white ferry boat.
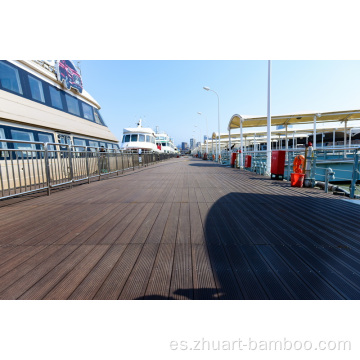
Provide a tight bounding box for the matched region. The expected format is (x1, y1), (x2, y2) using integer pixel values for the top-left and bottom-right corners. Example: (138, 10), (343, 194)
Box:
(155, 130), (177, 154)
(0, 60), (119, 152)
(120, 119), (158, 152)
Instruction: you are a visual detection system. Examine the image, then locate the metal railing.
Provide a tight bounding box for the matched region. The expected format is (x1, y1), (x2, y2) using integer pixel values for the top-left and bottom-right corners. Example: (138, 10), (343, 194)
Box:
(0, 139), (176, 200)
(234, 147), (360, 199)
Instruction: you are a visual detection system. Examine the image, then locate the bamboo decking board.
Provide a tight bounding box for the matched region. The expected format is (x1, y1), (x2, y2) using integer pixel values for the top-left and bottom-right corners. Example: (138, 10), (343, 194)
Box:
(1, 157), (360, 299)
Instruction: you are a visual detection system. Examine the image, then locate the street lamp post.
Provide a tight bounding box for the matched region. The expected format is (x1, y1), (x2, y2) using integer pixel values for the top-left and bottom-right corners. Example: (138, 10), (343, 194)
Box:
(197, 112), (209, 154)
(203, 86), (220, 162)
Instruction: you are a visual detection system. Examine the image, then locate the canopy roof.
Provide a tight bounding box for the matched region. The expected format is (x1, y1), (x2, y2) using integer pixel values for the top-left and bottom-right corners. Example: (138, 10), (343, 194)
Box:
(211, 126), (356, 141)
(228, 110), (360, 130)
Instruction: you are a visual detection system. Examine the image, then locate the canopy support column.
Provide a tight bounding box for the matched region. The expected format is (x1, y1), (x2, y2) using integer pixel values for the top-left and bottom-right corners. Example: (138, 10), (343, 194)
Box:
(266, 60), (272, 176)
(285, 124), (288, 162)
(313, 113), (321, 150)
(344, 120), (348, 147)
(229, 129), (232, 152)
(313, 115), (317, 150)
(349, 128), (352, 148)
(240, 116), (244, 168)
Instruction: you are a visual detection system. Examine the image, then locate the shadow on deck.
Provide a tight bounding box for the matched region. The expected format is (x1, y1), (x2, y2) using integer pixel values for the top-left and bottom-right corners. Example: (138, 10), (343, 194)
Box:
(140, 192), (360, 300)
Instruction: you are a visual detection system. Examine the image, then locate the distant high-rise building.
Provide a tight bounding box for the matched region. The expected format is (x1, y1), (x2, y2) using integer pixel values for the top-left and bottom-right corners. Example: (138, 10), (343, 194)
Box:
(181, 142), (188, 151)
(190, 138), (196, 150)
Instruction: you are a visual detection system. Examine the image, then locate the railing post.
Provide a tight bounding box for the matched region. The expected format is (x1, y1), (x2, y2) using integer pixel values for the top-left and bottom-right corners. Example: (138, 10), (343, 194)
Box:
(44, 143), (51, 196)
(115, 151), (119, 176)
(132, 153), (135, 171)
(310, 151), (317, 187)
(98, 150), (101, 180)
(68, 145), (74, 188)
(287, 152), (292, 181)
(350, 149), (359, 199)
(85, 149), (90, 184)
(121, 152), (124, 174)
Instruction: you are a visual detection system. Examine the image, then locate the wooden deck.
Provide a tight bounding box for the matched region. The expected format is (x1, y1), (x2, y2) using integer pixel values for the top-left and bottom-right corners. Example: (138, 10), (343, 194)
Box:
(1, 157), (360, 300)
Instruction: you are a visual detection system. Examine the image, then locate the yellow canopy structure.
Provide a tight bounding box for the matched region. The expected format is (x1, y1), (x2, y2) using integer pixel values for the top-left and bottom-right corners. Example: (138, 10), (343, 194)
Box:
(228, 110), (360, 130)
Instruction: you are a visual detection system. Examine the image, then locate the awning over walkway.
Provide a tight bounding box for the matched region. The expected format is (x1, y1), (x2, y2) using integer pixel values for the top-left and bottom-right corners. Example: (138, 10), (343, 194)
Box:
(228, 110), (360, 130)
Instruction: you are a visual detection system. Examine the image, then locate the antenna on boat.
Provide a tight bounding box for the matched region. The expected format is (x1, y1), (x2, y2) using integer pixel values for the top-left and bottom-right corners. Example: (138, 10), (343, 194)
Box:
(76, 61), (82, 77)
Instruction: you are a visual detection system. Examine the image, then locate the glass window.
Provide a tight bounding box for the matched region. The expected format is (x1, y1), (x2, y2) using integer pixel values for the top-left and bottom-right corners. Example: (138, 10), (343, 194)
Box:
(146, 135), (150, 142)
(49, 87), (63, 109)
(82, 102), (94, 121)
(139, 134), (145, 142)
(0, 61), (23, 94)
(89, 140), (99, 152)
(151, 137), (155, 144)
(28, 76), (45, 103)
(38, 133), (54, 151)
(131, 134), (138, 142)
(162, 142), (166, 146)
(74, 138), (86, 152)
(0, 128), (7, 150)
(94, 109), (105, 125)
(11, 129), (36, 152)
(125, 135), (130, 142)
(58, 134), (71, 146)
(65, 94), (80, 116)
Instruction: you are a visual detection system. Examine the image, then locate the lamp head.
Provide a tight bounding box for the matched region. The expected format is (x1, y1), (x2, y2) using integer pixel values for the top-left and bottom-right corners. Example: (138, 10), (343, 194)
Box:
(203, 86), (210, 91)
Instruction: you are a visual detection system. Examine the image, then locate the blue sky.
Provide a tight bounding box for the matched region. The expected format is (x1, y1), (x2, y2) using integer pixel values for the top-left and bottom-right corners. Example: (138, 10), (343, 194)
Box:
(79, 60), (360, 146)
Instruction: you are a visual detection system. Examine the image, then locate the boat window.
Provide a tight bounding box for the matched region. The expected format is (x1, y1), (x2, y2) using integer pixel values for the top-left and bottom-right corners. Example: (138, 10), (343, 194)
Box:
(11, 129), (36, 152)
(82, 102), (95, 121)
(74, 138), (87, 152)
(151, 137), (155, 144)
(58, 134), (72, 146)
(49, 87), (63, 110)
(65, 94), (80, 116)
(94, 109), (106, 126)
(0, 128), (7, 150)
(0, 61), (23, 95)
(94, 110), (102, 124)
(38, 133), (54, 151)
(139, 134), (145, 142)
(162, 142), (166, 146)
(146, 135), (150, 142)
(131, 134), (138, 142)
(125, 135), (130, 142)
(89, 140), (99, 151)
(28, 75), (45, 103)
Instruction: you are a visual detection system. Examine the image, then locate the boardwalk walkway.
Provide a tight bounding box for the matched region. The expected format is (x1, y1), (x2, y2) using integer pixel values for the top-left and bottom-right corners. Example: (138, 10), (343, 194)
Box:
(1, 157), (360, 300)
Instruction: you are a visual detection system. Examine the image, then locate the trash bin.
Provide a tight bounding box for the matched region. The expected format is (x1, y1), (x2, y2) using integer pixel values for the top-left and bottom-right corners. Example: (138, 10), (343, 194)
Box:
(271, 150), (286, 180)
(245, 155), (252, 168)
(291, 173), (305, 187)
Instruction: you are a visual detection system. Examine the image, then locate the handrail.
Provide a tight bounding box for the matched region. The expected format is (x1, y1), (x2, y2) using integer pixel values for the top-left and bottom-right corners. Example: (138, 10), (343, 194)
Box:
(0, 139), (177, 200)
